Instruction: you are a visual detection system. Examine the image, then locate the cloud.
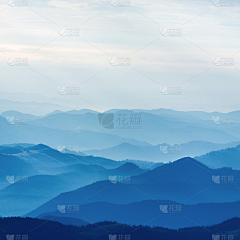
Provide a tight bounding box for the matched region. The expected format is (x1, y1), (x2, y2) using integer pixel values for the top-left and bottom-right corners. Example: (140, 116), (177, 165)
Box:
(0, 0), (239, 112)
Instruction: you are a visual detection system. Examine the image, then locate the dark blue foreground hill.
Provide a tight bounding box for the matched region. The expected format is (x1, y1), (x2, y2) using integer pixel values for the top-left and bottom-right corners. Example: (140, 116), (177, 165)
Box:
(1, 217), (240, 240)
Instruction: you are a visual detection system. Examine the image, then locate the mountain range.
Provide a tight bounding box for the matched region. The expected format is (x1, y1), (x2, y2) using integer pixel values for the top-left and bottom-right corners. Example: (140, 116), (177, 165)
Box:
(0, 108), (239, 150)
(84, 141), (240, 162)
(0, 144), (146, 216)
(26, 157), (240, 226)
(196, 145), (240, 169)
(1, 108), (240, 231)
(37, 199), (240, 229)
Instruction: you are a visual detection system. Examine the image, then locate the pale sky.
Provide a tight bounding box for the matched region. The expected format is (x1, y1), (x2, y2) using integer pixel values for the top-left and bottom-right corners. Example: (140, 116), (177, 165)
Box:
(0, 0), (239, 113)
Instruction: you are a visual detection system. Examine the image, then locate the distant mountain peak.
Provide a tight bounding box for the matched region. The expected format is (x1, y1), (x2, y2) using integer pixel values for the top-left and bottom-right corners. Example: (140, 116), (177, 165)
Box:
(117, 162), (140, 170)
(26, 144), (51, 151)
(171, 157), (210, 169)
(142, 157), (211, 178)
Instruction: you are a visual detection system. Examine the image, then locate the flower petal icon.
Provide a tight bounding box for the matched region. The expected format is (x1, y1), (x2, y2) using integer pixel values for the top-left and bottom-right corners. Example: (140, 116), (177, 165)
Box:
(160, 205), (168, 213)
(57, 205), (66, 213)
(6, 176), (15, 184)
(98, 113), (114, 129)
(212, 175), (221, 184)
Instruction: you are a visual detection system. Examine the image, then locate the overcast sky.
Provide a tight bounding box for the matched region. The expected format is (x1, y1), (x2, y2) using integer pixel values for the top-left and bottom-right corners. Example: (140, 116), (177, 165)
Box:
(0, 0), (239, 113)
